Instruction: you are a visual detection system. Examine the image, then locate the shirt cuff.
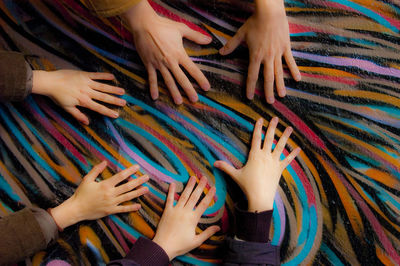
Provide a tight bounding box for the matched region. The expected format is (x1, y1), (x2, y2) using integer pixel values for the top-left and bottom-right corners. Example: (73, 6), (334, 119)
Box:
(31, 207), (59, 246)
(234, 201), (273, 242)
(124, 237), (169, 266)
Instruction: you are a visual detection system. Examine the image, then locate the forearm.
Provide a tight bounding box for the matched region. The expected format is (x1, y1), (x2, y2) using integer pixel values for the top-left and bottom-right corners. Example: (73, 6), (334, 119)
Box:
(0, 208), (58, 264)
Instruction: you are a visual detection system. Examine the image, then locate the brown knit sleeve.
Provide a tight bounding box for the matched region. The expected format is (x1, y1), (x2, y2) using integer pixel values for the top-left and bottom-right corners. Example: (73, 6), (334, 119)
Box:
(81, 0), (142, 17)
(0, 51), (31, 102)
(0, 208), (48, 264)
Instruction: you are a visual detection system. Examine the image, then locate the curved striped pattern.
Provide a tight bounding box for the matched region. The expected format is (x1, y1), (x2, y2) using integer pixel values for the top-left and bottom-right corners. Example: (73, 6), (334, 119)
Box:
(0, 0), (399, 265)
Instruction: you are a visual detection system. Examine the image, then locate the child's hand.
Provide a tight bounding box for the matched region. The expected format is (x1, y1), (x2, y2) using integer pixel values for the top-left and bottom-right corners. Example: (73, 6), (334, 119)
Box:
(50, 162), (149, 229)
(152, 176), (220, 260)
(214, 117), (300, 212)
(32, 70), (126, 125)
(219, 0), (301, 104)
(124, 0), (211, 105)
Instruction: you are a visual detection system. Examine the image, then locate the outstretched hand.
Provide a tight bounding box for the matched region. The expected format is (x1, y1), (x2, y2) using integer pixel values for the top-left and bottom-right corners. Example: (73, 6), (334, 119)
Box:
(220, 0), (301, 104)
(214, 117), (300, 211)
(32, 70), (126, 125)
(124, 0), (211, 105)
(153, 176), (220, 260)
(50, 162), (149, 230)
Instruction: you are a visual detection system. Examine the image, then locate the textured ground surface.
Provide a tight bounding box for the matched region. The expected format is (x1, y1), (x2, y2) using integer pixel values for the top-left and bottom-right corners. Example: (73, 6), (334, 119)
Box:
(0, 0), (399, 265)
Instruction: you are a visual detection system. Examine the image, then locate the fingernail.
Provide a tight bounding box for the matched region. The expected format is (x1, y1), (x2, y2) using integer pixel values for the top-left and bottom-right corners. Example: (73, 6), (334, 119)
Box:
(113, 112), (119, 118)
(175, 98), (183, 105)
(267, 97), (275, 104)
(120, 99), (126, 105)
(204, 35), (212, 42)
(119, 89), (125, 94)
(247, 93), (254, 100)
(287, 127), (293, 133)
(203, 82), (211, 91)
(296, 73), (302, 81)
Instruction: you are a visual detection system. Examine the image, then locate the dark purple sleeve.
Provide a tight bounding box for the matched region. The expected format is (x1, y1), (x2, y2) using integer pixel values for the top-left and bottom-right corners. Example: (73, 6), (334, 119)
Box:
(223, 201), (280, 265)
(107, 237), (169, 266)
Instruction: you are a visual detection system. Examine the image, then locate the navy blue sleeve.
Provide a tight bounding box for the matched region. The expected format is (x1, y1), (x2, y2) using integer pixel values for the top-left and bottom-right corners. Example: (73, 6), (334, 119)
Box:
(107, 237), (169, 266)
(223, 201), (280, 265)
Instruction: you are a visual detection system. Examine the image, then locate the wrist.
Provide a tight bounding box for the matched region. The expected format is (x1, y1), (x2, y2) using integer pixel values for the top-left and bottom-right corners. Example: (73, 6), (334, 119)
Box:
(49, 196), (82, 230)
(32, 70), (53, 96)
(152, 236), (175, 261)
(247, 196), (273, 212)
(123, 0), (157, 32)
(254, 0), (284, 16)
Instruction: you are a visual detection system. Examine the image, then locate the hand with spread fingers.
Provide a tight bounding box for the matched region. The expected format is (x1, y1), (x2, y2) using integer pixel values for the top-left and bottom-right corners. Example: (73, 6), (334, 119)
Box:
(152, 176), (220, 260)
(32, 70), (126, 125)
(123, 0), (211, 105)
(214, 117), (301, 212)
(219, 0), (301, 104)
(49, 162), (149, 230)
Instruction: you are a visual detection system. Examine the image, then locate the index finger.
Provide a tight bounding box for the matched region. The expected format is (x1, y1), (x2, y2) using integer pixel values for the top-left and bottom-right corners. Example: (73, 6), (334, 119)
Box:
(105, 165), (140, 187)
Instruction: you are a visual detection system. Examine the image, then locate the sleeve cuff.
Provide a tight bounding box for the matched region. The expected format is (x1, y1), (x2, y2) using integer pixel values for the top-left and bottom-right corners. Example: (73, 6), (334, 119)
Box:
(31, 207), (59, 245)
(224, 237), (280, 265)
(0, 51), (31, 102)
(234, 201), (273, 242)
(83, 0), (142, 17)
(124, 237), (169, 266)
(25, 61), (33, 96)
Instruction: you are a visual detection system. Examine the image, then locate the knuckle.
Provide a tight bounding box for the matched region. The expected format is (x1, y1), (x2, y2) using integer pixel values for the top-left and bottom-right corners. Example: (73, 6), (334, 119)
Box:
(254, 49), (264, 61)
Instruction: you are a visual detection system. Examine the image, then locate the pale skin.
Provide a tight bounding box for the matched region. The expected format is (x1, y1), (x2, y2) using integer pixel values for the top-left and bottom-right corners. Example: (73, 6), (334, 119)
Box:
(50, 162), (149, 230)
(123, 0), (211, 105)
(32, 70), (126, 125)
(152, 176), (220, 260)
(220, 0), (301, 104)
(214, 117), (301, 211)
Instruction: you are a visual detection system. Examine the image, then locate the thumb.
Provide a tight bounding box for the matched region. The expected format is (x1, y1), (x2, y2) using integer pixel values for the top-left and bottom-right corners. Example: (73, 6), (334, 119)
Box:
(214, 161), (239, 180)
(180, 24), (212, 45)
(196, 225), (220, 246)
(219, 30), (244, 55)
(83, 161), (107, 182)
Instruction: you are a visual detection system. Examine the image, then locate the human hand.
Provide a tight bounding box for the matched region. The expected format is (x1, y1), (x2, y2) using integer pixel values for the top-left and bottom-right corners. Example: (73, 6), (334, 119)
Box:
(219, 0), (301, 104)
(214, 117), (300, 212)
(32, 70), (126, 125)
(50, 162), (149, 229)
(124, 0), (211, 104)
(152, 176), (220, 260)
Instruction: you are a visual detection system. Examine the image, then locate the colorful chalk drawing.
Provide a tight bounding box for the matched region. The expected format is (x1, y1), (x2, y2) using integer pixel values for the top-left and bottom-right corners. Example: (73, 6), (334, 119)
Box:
(0, 0), (399, 265)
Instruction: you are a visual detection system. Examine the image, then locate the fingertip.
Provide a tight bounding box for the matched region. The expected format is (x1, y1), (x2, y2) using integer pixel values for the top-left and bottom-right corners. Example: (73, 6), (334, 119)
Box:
(267, 96), (275, 104)
(295, 72), (302, 81)
(150, 89), (159, 100)
(272, 117), (279, 124)
(174, 97), (183, 105)
(202, 82), (211, 91)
